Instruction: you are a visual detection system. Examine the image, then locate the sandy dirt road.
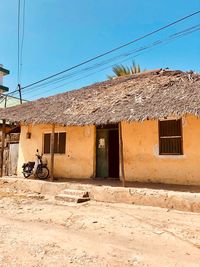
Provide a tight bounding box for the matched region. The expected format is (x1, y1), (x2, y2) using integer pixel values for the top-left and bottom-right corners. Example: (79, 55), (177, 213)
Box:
(0, 194), (200, 267)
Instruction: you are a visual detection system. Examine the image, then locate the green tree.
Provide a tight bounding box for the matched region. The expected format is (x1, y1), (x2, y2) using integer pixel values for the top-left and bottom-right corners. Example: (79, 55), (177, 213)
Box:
(108, 61), (143, 79)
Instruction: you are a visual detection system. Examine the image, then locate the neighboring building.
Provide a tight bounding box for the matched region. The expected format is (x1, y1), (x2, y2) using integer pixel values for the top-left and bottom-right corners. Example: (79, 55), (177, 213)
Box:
(0, 64), (9, 94)
(0, 64), (27, 108)
(0, 95), (27, 108)
(0, 69), (200, 185)
(0, 64), (26, 175)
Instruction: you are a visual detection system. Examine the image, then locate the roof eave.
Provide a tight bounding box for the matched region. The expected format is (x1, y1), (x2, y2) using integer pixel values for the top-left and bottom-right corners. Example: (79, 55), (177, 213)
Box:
(0, 67), (10, 76)
(0, 85), (9, 92)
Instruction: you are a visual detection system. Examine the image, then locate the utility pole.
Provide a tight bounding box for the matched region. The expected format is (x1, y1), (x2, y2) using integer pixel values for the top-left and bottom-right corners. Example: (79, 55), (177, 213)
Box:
(0, 120), (6, 177)
(4, 95), (7, 108)
(18, 83), (22, 104)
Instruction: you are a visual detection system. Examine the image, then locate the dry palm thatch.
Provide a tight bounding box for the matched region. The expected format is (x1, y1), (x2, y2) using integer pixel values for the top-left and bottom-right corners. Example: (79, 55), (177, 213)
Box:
(0, 69), (199, 126)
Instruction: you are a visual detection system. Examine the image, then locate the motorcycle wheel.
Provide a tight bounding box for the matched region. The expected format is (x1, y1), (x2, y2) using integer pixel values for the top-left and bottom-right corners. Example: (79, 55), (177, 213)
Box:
(23, 166), (31, 178)
(36, 166), (49, 180)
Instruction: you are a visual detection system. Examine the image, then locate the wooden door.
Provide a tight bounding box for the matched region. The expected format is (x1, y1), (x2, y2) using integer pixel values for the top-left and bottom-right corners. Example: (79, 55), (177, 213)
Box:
(96, 129), (108, 178)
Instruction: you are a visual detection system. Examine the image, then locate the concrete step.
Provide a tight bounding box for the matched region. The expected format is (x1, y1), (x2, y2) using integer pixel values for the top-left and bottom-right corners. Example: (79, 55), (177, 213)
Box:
(62, 189), (89, 197)
(55, 194), (90, 203)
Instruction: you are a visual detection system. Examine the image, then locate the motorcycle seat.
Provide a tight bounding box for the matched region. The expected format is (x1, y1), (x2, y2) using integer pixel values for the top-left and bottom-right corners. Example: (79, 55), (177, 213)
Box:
(28, 161), (35, 167)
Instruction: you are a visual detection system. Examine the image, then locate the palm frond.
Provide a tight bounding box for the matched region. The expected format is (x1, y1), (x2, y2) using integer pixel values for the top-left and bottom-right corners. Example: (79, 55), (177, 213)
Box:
(108, 61), (145, 79)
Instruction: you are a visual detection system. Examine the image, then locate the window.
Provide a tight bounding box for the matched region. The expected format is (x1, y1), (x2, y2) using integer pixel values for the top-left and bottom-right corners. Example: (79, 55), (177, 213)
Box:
(159, 119), (183, 155)
(44, 132), (66, 154)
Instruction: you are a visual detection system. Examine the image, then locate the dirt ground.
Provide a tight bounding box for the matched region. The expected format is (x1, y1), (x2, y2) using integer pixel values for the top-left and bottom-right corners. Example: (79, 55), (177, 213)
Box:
(0, 192), (200, 267)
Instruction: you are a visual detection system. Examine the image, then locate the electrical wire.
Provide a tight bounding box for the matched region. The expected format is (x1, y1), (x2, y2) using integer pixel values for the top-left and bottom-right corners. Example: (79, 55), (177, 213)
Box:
(20, 24), (200, 99)
(8, 9), (200, 96)
(12, 23), (200, 98)
(32, 31), (200, 99)
(16, 26), (200, 100)
(17, 0), (21, 83)
(19, 0), (26, 82)
(0, 94), (27, 106)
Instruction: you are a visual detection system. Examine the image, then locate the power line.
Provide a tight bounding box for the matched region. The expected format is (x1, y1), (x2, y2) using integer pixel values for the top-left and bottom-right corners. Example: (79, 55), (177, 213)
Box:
(25, 26), (200, 100)
(16, 0), (26, 103)
(8, 9), (200, 96)
(15, 24), (200, 99)
(22, 24), (200, 99)
(0, 94), (28, 106)
(19, 0), (26, 81)
(17, 0), (21, 83)
(12, 23), (200, 99)
(16, 0), (25, 103)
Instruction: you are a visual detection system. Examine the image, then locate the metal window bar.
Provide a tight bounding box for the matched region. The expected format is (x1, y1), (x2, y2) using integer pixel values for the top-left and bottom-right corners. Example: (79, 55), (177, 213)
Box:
(159, 119), (183, 155)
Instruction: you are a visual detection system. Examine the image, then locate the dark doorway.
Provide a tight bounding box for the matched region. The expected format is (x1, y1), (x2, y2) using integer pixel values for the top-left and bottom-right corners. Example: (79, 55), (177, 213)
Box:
(96, 125), (119, 179)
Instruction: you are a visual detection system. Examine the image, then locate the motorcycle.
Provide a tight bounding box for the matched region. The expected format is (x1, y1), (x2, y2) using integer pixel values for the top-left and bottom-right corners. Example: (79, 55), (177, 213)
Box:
(22, 149), (49, 180)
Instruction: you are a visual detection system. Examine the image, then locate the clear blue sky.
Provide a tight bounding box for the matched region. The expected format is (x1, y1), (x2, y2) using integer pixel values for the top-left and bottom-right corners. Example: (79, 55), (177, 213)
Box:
(0, 0), (200, 100)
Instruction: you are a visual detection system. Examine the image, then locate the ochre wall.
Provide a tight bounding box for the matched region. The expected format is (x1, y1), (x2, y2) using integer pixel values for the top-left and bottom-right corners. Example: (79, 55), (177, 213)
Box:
(121, 115), (200, 185)
(18, 115), (200, 185)
(18, 124), (96, 179)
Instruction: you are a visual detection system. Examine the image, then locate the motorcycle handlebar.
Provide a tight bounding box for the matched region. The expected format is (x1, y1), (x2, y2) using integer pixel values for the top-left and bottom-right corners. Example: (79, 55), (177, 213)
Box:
(36, 150), (43, 158)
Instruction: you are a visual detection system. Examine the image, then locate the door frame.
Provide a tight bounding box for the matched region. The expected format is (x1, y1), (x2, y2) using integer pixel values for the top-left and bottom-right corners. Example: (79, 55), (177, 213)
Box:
(95, 124), (120, 179)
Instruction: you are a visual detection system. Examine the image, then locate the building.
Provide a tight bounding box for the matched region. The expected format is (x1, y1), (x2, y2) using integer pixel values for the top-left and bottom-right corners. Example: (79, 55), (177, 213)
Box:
(0, 64), (9, 94)
(0, 64), (27, 108)
(0, 64), (26, 176)
(0, 69), (200, 185)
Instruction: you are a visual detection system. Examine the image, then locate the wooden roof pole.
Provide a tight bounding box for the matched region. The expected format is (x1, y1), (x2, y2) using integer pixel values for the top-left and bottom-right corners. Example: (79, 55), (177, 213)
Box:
(50, 124), (55, 182)
(0, 120), (6, 177)
(119, 121), (125, 187)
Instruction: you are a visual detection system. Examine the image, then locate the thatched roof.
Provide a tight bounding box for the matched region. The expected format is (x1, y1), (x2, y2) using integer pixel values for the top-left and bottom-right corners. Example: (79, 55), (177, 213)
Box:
(0, 69), (200, 126)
